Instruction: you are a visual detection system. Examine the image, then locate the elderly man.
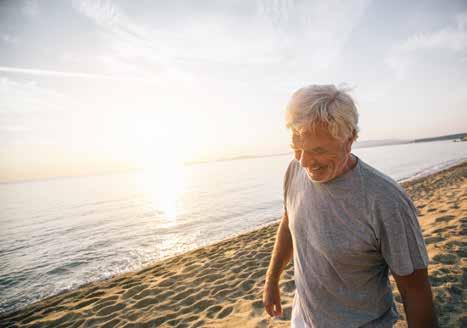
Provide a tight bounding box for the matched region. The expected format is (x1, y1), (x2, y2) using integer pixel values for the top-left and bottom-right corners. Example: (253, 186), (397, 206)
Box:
(263, 85), (438, 327)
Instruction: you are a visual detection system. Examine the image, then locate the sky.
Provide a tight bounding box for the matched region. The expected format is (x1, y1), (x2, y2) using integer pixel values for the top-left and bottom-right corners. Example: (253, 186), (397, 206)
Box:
(1, 0), (467, 182)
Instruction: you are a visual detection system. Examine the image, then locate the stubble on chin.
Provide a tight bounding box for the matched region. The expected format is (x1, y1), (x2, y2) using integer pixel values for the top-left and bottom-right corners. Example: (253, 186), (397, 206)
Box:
(306, 169), (328, 183)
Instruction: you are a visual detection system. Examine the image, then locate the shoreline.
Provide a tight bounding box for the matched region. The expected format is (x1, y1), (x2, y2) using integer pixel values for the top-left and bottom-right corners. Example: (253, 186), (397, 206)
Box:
(397, 157), (467, 184)
(1, 161), (465, 327)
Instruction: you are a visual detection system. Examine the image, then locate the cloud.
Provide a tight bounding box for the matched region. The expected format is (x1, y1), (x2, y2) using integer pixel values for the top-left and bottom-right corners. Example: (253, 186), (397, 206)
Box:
(72, 0), (194, 82)
(73, 0), (121, 27)
(0, 77), (69, 114)
(0, 77), (82, 148)
(257, 0), (371, 69)
(21, 0), (39, 17)
(70, 0), (371, 83)
(400, 12), (467, 52)
(386, 11), (467, 79)
(1, 34), (18, 44)
(0, 65), (114, 79)
(0, 66), (164, 85)
(72, 0), (160, 58)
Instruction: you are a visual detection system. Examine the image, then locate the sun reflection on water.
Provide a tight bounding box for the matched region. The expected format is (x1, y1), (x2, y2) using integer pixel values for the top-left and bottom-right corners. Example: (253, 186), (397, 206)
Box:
(137, 160), (185, 224)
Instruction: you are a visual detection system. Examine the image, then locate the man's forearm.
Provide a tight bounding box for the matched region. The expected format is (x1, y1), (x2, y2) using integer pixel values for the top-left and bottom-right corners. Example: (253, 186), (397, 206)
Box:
(401, 288), (439, 328)
(266, 215), (293, 283)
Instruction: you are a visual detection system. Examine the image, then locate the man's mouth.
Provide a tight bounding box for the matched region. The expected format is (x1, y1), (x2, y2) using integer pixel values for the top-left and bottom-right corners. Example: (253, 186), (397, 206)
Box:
(310, 166), (325, 173)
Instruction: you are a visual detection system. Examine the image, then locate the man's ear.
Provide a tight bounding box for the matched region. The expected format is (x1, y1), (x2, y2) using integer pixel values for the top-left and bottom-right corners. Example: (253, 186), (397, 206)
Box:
(345, 135), (354, 152)
(351, 129), (357, 142)
(348, 130), (357, 149)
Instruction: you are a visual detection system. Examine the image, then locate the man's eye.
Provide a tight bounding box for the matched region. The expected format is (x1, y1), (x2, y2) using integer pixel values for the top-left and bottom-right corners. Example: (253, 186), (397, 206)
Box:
(314, 149), (326, 154)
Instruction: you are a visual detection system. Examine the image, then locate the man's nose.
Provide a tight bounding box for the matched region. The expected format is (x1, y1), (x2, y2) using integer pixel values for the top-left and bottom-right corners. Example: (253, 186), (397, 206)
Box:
(299, 151), (316, 168)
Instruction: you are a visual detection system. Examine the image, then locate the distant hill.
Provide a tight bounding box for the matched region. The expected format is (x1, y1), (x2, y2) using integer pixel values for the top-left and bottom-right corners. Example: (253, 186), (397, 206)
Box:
(353, 139), (410, 149)
(413, 133), (467, 143)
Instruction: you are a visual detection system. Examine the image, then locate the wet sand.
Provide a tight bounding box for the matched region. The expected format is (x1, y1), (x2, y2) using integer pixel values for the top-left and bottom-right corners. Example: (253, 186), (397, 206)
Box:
(1, 162), (465, 327)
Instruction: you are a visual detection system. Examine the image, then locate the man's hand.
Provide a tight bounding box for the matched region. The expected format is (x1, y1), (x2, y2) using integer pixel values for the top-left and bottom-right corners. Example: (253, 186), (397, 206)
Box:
(263, 213), (292, 318)
(263, 280), (282, 317)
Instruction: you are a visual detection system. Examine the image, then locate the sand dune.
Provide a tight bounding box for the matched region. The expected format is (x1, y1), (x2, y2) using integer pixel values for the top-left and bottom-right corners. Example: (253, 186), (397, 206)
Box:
(1, 162), (465, 327)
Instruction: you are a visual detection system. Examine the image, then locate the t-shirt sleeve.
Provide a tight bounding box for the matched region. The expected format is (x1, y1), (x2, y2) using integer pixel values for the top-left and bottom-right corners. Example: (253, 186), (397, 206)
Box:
(376, 191), (429, 276)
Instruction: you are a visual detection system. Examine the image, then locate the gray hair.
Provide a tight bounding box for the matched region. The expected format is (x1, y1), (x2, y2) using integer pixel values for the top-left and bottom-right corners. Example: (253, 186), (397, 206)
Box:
(285, 84), (359, 141)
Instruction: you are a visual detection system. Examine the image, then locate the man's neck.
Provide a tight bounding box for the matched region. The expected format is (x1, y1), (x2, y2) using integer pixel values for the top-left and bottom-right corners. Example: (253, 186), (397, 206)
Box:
(340, 153), (357, 176)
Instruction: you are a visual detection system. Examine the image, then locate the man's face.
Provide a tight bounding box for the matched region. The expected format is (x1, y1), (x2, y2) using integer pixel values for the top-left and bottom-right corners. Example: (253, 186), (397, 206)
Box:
(290, 125), (353, 183)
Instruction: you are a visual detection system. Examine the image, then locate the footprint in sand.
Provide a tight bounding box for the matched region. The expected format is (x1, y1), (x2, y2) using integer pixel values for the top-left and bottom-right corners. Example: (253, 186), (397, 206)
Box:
(96, 303), (126, 317)
(213, 287), (237, 299)
(448, 283), (463, 297)
(92, 295), (119, 309)
(249, 268), (267, 280)
(132, 287), (164, 301)
(122, 285), (146, 300)
(132, 296), (160, 310)
(444, 240), (467, 256)
(432, 253), (458, 265)
(243, 292), (257, 301)
(192, 299), (215, 313)
(45, 312), (81, 326)
(435, 215), (456, 223)
(280, 306), (293, 320)
(251, 299), (263, 311)
(424, 236), (445, 244)
(239, 279), (255, 292)
(206, 305), (223, 318)
(165, 318), (184, 327)
(280, 279), (296, 293)
(432, 226), (450, 234)
(211, 283), (230, 295)
(158, 277), (176, 287)
(191, 319), (206, 327)
(429, 271), (458, 287)
(82, 313), (119, 327)
(143, 314), (176, 327)
(201, 273), (224, 283)
(101, 318), (122, 328)
(191, 289), (210, 300)
(216, 305), (233, 319)
(182, 314), (199, 322)
(72, 297), (100, 310)
(230, 266), (243, 274)
(86, 290), (106, 299)
(172, 287), (196, 301)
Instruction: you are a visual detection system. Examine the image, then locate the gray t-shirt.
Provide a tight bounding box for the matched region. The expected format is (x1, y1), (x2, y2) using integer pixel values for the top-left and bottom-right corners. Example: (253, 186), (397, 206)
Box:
(284, 156), (429, 328)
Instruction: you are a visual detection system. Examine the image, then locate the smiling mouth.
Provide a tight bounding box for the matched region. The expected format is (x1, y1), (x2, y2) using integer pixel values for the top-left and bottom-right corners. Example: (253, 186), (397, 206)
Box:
(310, 166), (325, 172)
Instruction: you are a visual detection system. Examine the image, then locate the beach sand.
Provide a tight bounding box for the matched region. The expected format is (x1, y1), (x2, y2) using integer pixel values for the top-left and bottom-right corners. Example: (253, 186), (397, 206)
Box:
(1, 162), (465, 327)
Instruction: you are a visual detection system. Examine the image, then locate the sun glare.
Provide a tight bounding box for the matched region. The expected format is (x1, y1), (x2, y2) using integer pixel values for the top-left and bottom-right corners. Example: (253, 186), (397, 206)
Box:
(125, 117), (189, 223)
(139, 161), (185, 223)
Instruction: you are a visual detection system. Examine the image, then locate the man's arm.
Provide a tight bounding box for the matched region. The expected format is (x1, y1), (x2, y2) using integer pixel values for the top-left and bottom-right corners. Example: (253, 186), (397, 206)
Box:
(392, 268), (439, 328)
(263, 213), (293, 317)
